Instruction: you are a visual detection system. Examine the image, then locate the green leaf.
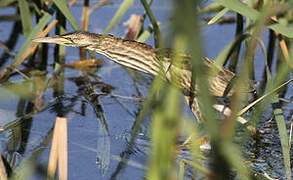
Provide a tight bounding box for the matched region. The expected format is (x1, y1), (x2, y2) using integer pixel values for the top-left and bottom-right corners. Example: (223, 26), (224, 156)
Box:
(221, 142), (249, 180)
(13, 13), (53, 67)
(207, 7), (230, 25)
(140, 0), (161, 48)
(238, 79), (292, 116)
(0, 0), (16, 7)
(136, 25), (153, 42)
(52, 0), (80, 30)
(148, 86), (180, 180)
(0, 81), (32, 99)
(214, 0), (293, 38)
(104, 0), (135, 34)
(214, 34), (249, 67)
(19, 0), (33, 39)
(272, 95), (291, 180)
(198, 3), (224, 14)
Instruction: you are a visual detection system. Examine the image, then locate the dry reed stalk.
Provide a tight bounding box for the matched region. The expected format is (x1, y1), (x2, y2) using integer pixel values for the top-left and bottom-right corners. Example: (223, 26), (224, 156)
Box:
(57, 117), (68, 180)
(47, 117), (59, 179)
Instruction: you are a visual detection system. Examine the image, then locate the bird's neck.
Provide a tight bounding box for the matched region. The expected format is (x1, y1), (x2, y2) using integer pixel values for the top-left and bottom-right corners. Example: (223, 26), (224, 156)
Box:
(86, 35), (166, 75)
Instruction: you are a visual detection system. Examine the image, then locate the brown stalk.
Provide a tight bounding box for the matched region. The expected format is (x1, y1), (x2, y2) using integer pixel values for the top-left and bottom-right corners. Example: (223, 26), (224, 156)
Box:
(47, 117), (68, 180)
(271, 16), (292, 67)
(57, 117), (68, 180)
(47, 117), (59, 179)
(80, 0), (90, 59)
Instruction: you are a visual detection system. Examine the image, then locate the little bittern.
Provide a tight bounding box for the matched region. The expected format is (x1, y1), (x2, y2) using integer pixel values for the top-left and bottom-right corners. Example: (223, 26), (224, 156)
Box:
(33, 31), (254, 122)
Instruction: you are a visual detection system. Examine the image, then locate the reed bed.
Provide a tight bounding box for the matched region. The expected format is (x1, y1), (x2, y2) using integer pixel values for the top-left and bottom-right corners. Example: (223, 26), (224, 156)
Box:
(0, 0), (292, 179)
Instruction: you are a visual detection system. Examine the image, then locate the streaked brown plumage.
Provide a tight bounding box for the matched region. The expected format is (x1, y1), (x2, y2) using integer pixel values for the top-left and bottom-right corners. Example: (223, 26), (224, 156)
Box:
(33, 31), (253, 122)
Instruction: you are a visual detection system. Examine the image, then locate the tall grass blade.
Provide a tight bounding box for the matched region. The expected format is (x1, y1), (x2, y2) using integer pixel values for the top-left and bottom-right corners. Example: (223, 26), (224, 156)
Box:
(0, 0), (16, 7)
(213, 34), (249, 68)
(207, 7), (230, 25)
(238, 79), (293, 116)
(140, 0), (161, 47)
(0, 81), (32, 99)
(104, 0), (135, 34)
(18, 0), (33, 39)
(52, 0), (80, 30)
(220, 142), (249, 179)
(198, 3), (224, 14)
(12, 13), (53, 68)
(179, 160), (185, 180)
(271, 95), (291, 180)
(214, 0), (293, 38)
(10, 19), (58, 77)
(136, 25), (153, 42)
(11, 161), (34, 180)
(55, 10), (67, 64)
(147, 87), (180, 180)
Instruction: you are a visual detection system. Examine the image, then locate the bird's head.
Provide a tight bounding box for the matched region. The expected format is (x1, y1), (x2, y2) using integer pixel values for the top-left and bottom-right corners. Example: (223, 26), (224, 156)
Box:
(33, 31), (101, 47)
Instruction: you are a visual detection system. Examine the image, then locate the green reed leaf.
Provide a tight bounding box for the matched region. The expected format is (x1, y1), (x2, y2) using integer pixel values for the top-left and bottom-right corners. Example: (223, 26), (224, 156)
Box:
(220, 142), (249, 180)
(214, 0), (293, 38)
(238, 79), (292, 116)
(52, 0), (80, 30)
(272, 95), (291, 180)
(12, 13), (52, 68)
(0, 81), (32, 99)
(140, 0), (161, 48)
(19, 0), (33, 39)
(207, 7), (230, 25)
(0, 0), (16, 7)
(136, 25), (153, 42)
(147, 86), (180, 180)
(198, 3), (224, 14)
(213, 33), (249, 68)
(104, 0), (135, 34)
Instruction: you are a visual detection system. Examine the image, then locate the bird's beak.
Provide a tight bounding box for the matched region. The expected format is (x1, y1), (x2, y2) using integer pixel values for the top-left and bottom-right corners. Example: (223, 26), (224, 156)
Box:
(33, 36), (72, 45)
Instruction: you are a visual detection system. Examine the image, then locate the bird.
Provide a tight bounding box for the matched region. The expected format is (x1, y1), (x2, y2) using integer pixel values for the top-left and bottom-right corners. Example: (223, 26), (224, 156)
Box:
(33, 31), (255, 122)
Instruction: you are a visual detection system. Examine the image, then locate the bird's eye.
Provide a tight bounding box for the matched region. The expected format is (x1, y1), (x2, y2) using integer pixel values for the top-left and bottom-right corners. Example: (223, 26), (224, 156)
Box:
(65, 37), (74, 43)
